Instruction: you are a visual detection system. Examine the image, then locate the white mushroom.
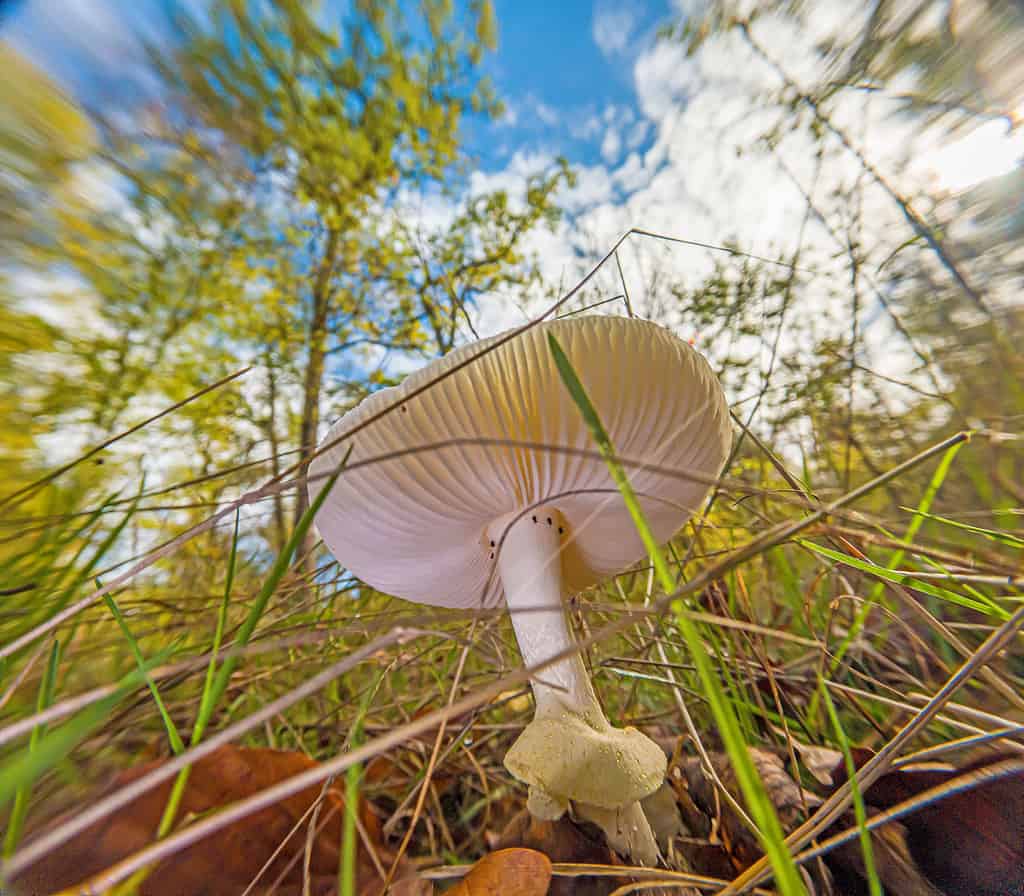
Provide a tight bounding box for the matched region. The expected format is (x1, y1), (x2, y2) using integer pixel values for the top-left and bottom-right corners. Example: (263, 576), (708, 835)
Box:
(309, 316), (731, 864)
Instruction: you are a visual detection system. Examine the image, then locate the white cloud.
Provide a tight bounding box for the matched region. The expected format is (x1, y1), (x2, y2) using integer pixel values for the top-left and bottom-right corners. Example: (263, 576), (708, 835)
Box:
(604, 105), (627, 125)
(600, 128), (622, 164)
(570, 113), (604, 141)
(567, 165), (615, 210)
(496, 101), (519, 128)
(391, 184), (459, 237)
(671, 0), (711, 18)
(592, 1), (643, 58)
(529, 97), (560, 128)
(626, 119), (651, 150)
(633, 39), (701, 121)
(14, 269), (97, 329)
(23, 0), (134, 64)
(469, 150), (557, 201)
(613, 151), (647, 193)
(911, 119), (1024, 193)
(8, 0), (168, 99)
(69, 161), (130, 212)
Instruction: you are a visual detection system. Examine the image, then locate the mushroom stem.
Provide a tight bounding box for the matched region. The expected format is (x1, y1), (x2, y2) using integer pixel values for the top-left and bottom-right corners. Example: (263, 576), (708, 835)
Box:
(491, 509), (601, 724)
(492, 509), (666, 867)
(575, 801), (661, 868)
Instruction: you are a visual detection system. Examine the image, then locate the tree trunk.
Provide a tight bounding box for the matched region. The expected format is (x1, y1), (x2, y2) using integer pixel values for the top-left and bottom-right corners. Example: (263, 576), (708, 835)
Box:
(264, 351), (287, 552)
(294, 228), (339, 583)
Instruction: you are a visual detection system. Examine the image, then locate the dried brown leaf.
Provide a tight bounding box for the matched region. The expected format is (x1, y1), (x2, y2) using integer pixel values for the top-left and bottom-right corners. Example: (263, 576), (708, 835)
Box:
(446, 848), (551, 896)
(496, 809), (619, 896)
(682, 750), (813, 870)
(11, 745), (427, 896)
(829, 819), (944, 896)
(827, 751), (1024, 896)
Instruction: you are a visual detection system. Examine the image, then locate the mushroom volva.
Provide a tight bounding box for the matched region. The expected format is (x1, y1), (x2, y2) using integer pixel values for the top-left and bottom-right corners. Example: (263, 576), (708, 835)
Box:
(309, 316), (731, 864)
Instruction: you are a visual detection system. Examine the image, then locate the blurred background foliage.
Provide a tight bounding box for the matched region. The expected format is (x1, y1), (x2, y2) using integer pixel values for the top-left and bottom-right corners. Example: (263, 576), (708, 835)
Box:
(0, 0), (1022, 876)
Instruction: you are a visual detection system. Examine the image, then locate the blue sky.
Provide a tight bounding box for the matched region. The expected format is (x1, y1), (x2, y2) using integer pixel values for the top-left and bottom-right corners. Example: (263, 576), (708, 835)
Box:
(481, 0), (669, 167)
(1, 0), (672, 174)
(6, 0), (1020, 374)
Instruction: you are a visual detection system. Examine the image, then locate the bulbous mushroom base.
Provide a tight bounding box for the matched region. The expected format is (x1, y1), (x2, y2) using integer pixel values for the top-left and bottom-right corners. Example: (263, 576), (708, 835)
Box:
(505, 712), (666, 809)
(504, 712), (666, 865)
(575, 801), (661, 868)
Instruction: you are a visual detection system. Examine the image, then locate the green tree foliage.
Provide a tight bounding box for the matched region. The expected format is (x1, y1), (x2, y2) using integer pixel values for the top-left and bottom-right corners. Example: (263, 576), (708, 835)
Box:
(13, 0), (571, 557)
(0, 43), (94, 255)
(0, 45), (98, 527)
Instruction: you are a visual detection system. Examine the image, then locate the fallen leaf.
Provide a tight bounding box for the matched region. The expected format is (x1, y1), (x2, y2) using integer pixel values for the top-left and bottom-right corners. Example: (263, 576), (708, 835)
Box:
(682, 750), (814, 870)
(826, 751), (1024, 896)
(11, 744), (428, 896)
(668, 766), (712, 840)
(675, 751), (835, 894)
(496, 809), (619, 896)
(829, 819), (944, 896)
(446, 848), (551, 896)
(789, 739), (843, 787)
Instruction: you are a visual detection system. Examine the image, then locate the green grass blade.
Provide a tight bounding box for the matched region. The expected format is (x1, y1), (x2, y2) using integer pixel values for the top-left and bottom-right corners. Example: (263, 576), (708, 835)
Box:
(0, 494), (115, 612)
(339, 671), (384, 896)
(193, 508), (240, 745)
(0, 647), (175, 811)
(2, 639), (62, 857)
(204, 459), (345, 715)
(548, 332), (807, 896)
(897, 507), (1024, 548)
(820, 682), (882, 896)
(149, 508), (242, 852)
(14, 487), (146, 647)
(102, 588), (185, 755)
(797, 539), (1007, 618)
(341, 762), (362, 896)
(547, 333), (674, 579)
(812, 441), (964, 723)
(131, 462), (344, 886)
(48, 492), (123, 592)
(103, 484), (343, 896)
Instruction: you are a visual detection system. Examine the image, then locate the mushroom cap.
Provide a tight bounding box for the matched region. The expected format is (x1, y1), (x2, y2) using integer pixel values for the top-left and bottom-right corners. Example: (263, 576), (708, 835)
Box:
(504, 713), (667, 810)
(309, 316), (731, 609)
